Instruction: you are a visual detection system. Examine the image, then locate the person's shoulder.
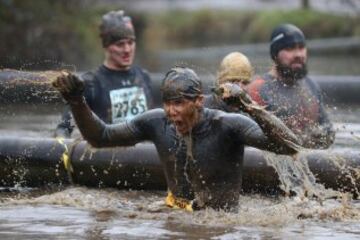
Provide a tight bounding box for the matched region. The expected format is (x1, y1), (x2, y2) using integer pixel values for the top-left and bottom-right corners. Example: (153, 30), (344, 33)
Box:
(205, 108), (256, 128)
(132, 65), (151, 76)
(304, 76), (319, 87)
(247, 75), (267, 90)
(80, 69), (98, 84)
(246, 74), (269, 105)
(131, 65), (153, 85)
(303, 76), (323, 96)
(137, 108), (166, 120)
(205, 108), (242, 120)
(203, 94), (219, 107)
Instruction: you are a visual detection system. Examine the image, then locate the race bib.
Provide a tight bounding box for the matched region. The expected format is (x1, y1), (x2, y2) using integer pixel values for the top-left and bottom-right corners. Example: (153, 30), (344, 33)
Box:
(109, 87), (148, 123)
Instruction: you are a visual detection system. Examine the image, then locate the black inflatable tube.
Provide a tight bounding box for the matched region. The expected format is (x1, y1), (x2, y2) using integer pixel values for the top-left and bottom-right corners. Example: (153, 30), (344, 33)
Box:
(1, 137), (359, 195)
(1, 69), (360, 105)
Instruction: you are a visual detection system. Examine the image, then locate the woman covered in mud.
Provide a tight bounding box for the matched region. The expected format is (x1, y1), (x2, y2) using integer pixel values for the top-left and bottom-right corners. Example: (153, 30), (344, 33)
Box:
(52, 67), (300, 211)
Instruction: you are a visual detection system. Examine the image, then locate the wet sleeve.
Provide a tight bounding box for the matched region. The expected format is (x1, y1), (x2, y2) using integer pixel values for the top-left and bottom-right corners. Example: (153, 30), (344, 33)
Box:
(68, 96), (157, 148)
(245, 78), (267, 106)
(54, 73), (95, 139)
(69, 96), (143, 147)
(227, 114), (298, 155)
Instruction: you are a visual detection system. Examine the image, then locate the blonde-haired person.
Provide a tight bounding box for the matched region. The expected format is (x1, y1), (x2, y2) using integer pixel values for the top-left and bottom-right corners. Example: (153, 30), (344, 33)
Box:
(217, 51), (253, 86)
(204, 51), (253, 111)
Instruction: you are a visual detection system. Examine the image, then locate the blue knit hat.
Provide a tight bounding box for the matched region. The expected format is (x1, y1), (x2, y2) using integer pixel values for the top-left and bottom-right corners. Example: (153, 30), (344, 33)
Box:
(270, 24), (306, 60)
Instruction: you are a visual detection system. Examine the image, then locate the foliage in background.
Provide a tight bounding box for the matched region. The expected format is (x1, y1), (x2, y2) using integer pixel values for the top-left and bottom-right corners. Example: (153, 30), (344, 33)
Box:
(0, 0), (104, 70)
(0, 1), (359, 71)
(142, 9), (359, 50)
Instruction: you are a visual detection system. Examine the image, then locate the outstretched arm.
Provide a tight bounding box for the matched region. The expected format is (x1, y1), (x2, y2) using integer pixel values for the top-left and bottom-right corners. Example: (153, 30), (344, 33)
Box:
(52, 72), (143, 148)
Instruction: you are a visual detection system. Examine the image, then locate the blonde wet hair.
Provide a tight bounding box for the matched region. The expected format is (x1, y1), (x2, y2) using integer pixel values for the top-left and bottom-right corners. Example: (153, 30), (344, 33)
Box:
(217, 52), (253, 85)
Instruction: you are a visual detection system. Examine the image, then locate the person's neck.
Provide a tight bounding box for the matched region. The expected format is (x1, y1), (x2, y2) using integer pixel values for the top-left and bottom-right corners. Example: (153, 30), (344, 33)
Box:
(103, 61), (130, 71)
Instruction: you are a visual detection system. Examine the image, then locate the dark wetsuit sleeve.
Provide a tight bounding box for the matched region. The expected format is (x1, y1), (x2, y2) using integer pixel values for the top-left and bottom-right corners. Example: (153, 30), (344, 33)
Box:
(226, 114), (297, 155)
(54, 72), (95, 138)
(67, 96), (156, 148)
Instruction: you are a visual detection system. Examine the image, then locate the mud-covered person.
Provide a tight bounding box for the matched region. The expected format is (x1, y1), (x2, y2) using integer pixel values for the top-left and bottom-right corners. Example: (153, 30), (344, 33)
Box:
(204, 51), (253, 112)
(55, 10), (154, 138)
(52, 67), (300, 212)
(246, 23), (335, 149)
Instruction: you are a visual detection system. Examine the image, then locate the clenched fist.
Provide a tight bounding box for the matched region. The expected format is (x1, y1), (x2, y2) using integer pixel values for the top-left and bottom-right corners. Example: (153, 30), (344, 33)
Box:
(52, 71), (85, 101)
(218, 82), (253, 109)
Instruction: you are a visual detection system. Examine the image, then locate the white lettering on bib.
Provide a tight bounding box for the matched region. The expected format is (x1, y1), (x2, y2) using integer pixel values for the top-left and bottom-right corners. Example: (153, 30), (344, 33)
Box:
(110, 87), (148, 123)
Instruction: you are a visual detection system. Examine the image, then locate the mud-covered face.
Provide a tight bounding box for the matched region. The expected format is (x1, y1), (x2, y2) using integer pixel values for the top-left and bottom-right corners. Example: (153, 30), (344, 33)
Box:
(163, 96), (203, 135)
(105, 38), (136, 70)
(275, 43), (308, 83)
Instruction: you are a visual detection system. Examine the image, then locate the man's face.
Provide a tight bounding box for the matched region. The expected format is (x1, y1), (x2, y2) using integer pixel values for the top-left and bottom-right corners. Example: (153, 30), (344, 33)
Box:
(163, 96), (203, 135)
(275, 43), (308, 83)
(105, 38), (136, 70)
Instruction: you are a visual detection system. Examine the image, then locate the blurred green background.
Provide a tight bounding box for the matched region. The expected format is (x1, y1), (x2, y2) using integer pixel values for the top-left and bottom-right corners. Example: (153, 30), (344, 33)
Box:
(0, 0), (359, 74)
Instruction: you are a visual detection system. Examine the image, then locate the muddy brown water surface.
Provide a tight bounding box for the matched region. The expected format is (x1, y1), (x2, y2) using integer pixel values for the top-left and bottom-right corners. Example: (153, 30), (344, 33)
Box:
(1, 104), (360, 239)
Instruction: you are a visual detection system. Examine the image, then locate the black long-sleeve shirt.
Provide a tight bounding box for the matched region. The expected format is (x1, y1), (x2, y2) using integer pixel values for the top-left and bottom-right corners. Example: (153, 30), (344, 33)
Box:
(55, 65), (154, 138)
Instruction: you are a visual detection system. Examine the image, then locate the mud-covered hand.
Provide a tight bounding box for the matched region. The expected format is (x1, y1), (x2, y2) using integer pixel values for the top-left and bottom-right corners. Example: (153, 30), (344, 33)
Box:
(52, 71), (85, 101)
(218, 82), (253, 110)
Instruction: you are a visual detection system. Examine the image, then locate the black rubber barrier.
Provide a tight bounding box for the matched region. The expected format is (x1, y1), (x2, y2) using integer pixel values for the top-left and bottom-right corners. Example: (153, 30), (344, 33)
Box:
(1, 137), (359, 196)
(1, 69), (360, 105)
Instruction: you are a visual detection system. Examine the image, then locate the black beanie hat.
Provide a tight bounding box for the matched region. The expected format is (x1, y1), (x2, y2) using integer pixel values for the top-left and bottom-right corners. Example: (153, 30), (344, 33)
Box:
(99, 10), (135, 47)
(270, 24), (306, 60)
(161, 67), (202, 101)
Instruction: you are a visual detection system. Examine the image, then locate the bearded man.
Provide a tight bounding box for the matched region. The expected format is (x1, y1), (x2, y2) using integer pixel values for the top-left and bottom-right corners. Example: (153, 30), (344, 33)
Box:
(246, 23), (335, 149)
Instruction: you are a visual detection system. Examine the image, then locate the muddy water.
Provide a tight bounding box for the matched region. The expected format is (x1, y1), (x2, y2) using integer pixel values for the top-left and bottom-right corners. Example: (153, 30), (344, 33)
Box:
(1, 187), (360, 239)
(1, 104), (360, 239)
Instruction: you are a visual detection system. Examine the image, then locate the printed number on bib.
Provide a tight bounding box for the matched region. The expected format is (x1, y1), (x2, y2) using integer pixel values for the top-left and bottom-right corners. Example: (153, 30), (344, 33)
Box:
(110, 87), (148, 123)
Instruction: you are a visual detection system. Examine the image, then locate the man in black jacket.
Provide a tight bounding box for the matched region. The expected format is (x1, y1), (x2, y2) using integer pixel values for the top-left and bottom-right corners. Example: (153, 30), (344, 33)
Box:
(55, 10), (153, 138)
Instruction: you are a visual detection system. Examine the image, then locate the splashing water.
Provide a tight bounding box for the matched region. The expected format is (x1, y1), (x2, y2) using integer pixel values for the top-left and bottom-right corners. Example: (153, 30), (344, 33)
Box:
(1, 187), (360, 240)
(262, 148), (360, 206)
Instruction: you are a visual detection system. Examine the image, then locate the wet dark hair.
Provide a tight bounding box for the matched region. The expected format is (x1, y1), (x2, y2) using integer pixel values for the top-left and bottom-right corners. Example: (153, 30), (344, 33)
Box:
(161, 67), (202, 102)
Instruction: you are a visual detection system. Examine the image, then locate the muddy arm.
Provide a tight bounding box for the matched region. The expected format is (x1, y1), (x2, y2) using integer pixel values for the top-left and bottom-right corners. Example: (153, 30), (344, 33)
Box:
(219, 83), (302, 154)
(52, 72), (142, 148)
(246, 107), (302, 154)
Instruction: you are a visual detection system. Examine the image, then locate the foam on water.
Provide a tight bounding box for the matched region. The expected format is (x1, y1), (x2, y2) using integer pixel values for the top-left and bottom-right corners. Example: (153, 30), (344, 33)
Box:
(2, 187), (360, 226)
